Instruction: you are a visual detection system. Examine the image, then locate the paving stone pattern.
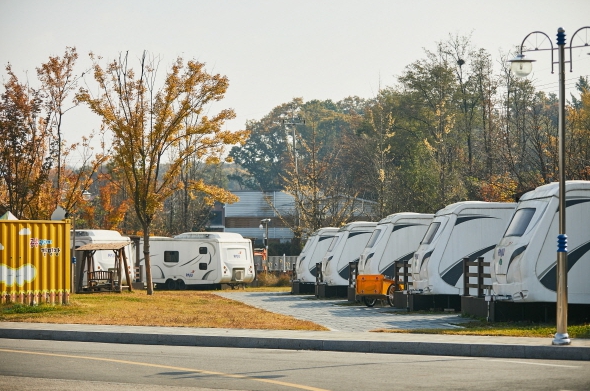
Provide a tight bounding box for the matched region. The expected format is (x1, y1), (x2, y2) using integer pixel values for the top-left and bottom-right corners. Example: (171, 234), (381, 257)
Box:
(215, 292), (471, 332)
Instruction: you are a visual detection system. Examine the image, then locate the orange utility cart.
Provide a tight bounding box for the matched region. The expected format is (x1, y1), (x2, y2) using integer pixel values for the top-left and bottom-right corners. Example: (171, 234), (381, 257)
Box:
(356, 274), (402, 307)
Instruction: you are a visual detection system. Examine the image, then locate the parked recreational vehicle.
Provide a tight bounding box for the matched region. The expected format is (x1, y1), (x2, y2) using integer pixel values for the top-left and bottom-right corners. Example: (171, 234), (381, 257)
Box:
(145, 232), (255, 289)
(321, 221), (377, 288)
(358, 213), (433, 277)
(292, 227), (338, 294)
(354, 213), (433, 306)
(491, 181), (590, 304)
(296, 227), (339, 283)
(411, 202), (516, 296)
(73, 229), (135, 285)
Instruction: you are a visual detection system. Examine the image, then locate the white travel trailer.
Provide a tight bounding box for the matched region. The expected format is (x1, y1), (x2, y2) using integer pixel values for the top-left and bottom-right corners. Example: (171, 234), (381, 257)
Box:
(73, 229), (136, 286)
(321, 221), (377, 290)
(358, 213), (434, 277)
(296, 227), (339, 283)
(491, 181), (590, 304)
(412, 201), (516, 296)
(145, 232), (255, 289)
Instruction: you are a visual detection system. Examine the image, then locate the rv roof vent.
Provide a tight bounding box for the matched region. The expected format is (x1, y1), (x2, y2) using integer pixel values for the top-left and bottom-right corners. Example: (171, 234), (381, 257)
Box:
(175, 233), (211, 239)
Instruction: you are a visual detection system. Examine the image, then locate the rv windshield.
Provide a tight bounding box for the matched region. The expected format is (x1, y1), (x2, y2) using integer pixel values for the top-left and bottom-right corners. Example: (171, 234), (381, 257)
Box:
(327, 235), (341, 252)
(300, 238), (313, 253)
(505, 208), (536, 237)
(365, 228), (383, 248)
(421, 222), (441, 245)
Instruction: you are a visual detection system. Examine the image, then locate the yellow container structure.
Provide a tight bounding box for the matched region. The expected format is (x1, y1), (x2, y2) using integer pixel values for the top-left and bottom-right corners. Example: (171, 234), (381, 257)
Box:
(0, 219), (71, 304)
(356, 274), (398, 307)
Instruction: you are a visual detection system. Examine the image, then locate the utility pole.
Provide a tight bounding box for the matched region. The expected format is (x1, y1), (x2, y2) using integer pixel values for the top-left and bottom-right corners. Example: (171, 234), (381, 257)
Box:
(280, 110), (305, 177)
(280, 110), (305, 238)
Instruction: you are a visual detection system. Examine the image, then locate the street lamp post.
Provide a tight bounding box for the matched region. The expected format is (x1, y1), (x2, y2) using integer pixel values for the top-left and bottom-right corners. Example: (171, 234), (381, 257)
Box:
(509, 26), (590, 346)
(259, 218), (271, 262)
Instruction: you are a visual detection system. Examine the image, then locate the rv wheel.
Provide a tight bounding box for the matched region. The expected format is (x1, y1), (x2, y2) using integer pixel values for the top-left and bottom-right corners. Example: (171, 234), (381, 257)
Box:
(166, 279), (176, 290)
(363, 297), (377, 307)
(386, 284), (396, 307)
(176, 279), (186, 290)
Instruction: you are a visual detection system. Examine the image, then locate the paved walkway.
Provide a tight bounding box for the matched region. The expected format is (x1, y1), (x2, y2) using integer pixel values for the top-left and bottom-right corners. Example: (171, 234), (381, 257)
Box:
(215, 291), (469, 332)
(1, 321), (589, 361)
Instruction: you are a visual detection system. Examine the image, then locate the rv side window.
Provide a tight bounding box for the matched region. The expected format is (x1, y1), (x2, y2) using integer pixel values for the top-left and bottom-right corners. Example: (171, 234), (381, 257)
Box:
(164, 251), (179, 263)
(199, 247), (207, 254)
(365, 228), (383, 248)
(505, 208), (536, 237)
(421, 222), (440, 245)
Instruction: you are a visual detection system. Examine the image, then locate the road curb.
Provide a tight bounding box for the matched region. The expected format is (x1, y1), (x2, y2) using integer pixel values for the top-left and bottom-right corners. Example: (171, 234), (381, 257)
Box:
(1, 327), (588, 361)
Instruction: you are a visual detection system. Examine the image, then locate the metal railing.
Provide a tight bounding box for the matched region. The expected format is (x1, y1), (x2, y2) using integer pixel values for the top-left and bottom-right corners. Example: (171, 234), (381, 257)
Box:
(254, 255), (297, 272)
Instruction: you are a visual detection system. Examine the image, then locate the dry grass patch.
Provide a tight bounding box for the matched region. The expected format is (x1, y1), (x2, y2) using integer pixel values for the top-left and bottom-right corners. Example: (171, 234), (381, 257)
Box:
(0, 291), (328, 331)
(372, 321), (590, 338)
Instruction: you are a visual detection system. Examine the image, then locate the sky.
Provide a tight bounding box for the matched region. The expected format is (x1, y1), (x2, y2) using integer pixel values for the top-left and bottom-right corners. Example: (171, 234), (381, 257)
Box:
(1, 0), (590, 165)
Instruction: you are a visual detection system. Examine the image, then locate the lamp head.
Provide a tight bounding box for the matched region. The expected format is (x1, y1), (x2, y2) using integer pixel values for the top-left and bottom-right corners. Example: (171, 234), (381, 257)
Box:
(82, 190), (92, 201)
(509, 54), (535, 77)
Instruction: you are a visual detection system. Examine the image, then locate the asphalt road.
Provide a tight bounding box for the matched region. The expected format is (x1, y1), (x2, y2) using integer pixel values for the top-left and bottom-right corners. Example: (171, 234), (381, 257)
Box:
(1, 339), (589, 391)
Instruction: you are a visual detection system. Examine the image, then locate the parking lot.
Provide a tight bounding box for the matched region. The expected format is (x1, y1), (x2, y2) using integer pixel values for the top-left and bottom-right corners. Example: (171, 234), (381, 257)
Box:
(215, 291), (471, 332)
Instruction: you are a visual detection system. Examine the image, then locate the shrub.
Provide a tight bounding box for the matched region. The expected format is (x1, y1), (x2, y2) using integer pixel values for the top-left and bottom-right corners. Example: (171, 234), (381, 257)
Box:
(255, 272), (291, 287)
(277, 274), (291, 287)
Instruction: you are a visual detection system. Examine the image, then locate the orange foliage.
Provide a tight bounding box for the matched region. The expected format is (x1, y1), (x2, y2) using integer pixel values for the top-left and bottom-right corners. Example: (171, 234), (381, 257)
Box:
(480, 174), (519, 203)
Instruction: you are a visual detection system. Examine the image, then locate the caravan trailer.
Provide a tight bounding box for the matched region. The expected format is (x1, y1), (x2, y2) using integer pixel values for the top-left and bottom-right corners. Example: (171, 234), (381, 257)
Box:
(74, 229), (135, 285)
(411, 202), (516, 298)
(491, 181), (590, 304)
(146, 232), (255, 289)
(319, 221), (376, 297)
(292, 227), (338, 294)
(358, 213), (434, 277)
(296, 227), (338, 282)
(355, 213), (433, 306)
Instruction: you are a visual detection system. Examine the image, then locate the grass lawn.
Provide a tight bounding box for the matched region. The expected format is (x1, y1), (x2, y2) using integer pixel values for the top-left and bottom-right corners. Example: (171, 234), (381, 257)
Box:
(0, 289), (327, 331)
(372, 319), (590, 339)
(2, 289), (588, 339)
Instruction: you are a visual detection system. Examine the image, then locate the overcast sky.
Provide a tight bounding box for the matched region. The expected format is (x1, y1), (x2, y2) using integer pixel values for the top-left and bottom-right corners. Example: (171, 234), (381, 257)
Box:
(1, 0), (589, 164)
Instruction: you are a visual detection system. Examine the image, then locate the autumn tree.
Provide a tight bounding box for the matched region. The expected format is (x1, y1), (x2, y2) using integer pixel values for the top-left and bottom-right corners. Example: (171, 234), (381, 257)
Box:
(354, 94), (397, 219)
(567, 77), (590, 180)
(270, 100), (369, 247)
(77, 52), (248, 294)
(0, 65), (57, 219)
(36, 47), (81, 199)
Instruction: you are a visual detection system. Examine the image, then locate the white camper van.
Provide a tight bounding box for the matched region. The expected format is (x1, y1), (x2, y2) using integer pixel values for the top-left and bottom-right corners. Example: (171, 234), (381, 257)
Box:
(491, 181), (590, 304)
(412, 202), (516, 295)
(295, 227), (339, 283)
(146, 232), (255, 289)
(322, 221), (377, 287)
(358, 213), (433, 277)
(74, 229), (135, 285)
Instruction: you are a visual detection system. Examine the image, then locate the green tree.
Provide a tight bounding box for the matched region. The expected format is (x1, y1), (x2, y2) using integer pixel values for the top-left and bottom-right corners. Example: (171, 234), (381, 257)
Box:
(398, 45), (466, 209)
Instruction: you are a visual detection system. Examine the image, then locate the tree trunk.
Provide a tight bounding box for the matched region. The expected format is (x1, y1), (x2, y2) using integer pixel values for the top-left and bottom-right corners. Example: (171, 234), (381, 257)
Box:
(143, 228), (154, 295)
